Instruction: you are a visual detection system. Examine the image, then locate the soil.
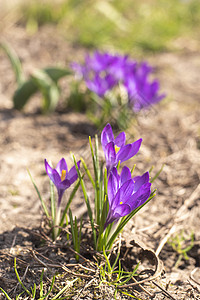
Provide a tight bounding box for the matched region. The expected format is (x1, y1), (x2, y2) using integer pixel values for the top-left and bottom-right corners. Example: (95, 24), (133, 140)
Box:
(0, 24), (200, 299)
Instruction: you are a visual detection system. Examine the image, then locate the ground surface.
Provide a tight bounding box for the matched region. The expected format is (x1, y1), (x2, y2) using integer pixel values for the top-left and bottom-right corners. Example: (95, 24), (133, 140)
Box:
(0, 24), (200, 299)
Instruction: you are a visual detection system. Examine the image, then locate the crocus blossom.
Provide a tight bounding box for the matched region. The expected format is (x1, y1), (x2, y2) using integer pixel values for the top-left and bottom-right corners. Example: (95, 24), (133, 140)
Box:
(124, 62), (166, 111)
(45, 158), (80, 207)
(101, 123), (142, 173)
(72, 51), (165, 109)
(86, 73), (117, 97)
(104, 166), (151, 229)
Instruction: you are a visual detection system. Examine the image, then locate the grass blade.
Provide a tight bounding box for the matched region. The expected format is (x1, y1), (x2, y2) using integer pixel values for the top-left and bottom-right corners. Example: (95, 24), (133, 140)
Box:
(81, 158), (95, 188)
(27, 169), (50, 221)
(39, 269), (44, 298)
(89, 136), (100, 225)
(59, 179), (81, 228)
(151, 164), (165, 183)
(0, 42), (25, 85)
(14, 258), (31, 297)
(72, 154), (97, 249)
(0, 287), (13, 300)
(51, 278), (78, 300)
(69, 209), (75, 246)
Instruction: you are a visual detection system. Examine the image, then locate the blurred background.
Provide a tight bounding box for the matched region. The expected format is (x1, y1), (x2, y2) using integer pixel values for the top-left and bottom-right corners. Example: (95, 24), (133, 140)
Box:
(1, 0), (200, 55)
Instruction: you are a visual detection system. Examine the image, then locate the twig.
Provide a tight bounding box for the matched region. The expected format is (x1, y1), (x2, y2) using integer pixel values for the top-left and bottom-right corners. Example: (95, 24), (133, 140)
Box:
(121, 261), (153, 297)
(190, 268), (200, 286)
(30, 250), (93, 279)
(73, 277), (97, 300)
(152, 281), (177, 300)
(9, 234), (17, 254)
(187, 279), (200, 294)
(68, 246), (97, 268)
(155, 224), (177, 256)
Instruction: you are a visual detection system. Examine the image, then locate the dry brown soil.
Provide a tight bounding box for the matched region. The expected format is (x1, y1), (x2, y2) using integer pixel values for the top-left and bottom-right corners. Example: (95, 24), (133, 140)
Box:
(0, 25), (200, 299)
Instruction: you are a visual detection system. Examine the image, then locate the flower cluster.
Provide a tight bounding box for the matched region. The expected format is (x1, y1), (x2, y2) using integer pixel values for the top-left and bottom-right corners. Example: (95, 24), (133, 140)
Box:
(101, 124), (151, 229)
(72, 51), (165, 111)
(43, 123), (153, 251)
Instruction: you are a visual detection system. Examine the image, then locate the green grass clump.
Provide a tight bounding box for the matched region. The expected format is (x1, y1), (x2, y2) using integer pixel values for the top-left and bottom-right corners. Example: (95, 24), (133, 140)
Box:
(18, 0), (200, 53)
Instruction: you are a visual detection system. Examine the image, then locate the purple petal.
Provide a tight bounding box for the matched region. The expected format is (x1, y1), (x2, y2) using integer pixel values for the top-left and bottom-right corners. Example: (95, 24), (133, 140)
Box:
(67, 160), (81, 184)
(56, 158), (68, 176)
(114, 203), (131, 217)
(71, 62), (86, 78)
(116, 144), (132, 162)
(57, 179), (71, 190)
(101, 123), (114, 149)
(105, 142), (116, 170)
(133, 172), (150, 192)
(120, 166), (132, 186)
(127, 183), (151, 211)
(104, 209), (116, 228)
(126, 139), (142, 160)
(107, 167), (119, 206)
(44, 159), (60, 186)
(114, 132), (126, 147)
(118, 179), (134, 204)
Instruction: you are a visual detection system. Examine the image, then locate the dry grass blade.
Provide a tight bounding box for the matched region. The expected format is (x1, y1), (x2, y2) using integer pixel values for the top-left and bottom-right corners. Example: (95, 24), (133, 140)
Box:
(30, 249), (94, 279)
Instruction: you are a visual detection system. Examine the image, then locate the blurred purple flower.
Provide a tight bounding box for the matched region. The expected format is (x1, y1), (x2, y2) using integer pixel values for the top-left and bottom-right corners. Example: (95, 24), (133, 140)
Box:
(85, 51), (115, 73)
(104, 166), (151, 229)
(45, 158), (80, 207)
(72, 51), (165, 106)
(86, 73), (117, 97)
(124, 62), (166, 111)
(101, 123), (142, 173)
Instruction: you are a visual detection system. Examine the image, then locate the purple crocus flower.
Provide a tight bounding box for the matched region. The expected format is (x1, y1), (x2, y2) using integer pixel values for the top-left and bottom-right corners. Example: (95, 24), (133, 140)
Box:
(124, 62), (166, 111)
(72, 52), (165, 108)
(104, 166), (151, 229)
(86, 73), (117, 97)
(85, 51), (115, 73)
(101, 123), (142, 173)
(44, 158), (81, 207)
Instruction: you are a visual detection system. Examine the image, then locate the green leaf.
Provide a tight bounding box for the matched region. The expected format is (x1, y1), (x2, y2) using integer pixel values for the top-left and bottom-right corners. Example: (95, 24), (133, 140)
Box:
(13, 67), (71, 110)
(69, 209), (75, 246)
(97, 195), (108, 252)
(81, 158), (95, 188)
(0, 42), (25, 85)
(27, 169), (51, 223)
(72, 154), (97, 249)
(59, 179), (81, 229)
(44, 67), (72, 82)
(31, 69), (60, 112)
(13, 79), (38, 110)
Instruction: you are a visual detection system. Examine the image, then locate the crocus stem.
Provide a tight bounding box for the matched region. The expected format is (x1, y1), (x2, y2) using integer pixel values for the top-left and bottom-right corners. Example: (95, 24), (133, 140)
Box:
(54, 205), (61, 240)
(106, 220), (120, 249)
